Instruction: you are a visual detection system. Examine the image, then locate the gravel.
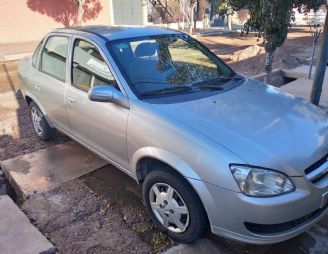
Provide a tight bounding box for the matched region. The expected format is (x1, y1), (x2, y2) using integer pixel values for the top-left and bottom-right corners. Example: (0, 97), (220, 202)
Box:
(0, 62), (69, 161)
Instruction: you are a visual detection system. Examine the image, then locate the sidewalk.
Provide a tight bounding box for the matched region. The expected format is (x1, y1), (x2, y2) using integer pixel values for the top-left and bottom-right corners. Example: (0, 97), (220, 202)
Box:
(0, 41), (37, 62)
(0, 195), (55, 254)
(280, 65), (328, 109)
(1, 141), (107, 200)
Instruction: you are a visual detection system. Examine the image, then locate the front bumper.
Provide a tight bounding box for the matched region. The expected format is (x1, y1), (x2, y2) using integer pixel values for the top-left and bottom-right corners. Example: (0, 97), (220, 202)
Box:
(189, 176), (328, 244)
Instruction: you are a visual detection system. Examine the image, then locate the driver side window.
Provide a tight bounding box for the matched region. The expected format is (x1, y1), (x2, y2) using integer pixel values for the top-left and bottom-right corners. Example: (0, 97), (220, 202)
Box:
(72, 39), (117, 92)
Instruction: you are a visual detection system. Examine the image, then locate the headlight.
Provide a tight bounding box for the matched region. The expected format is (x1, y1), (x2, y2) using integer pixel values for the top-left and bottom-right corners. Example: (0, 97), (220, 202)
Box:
(230, 165), (295, 197)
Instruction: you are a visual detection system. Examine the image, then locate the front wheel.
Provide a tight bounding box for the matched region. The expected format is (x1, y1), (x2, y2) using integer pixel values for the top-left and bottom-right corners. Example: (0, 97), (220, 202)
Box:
(143, 169), (208, 243)
(29, 101), (56, 141)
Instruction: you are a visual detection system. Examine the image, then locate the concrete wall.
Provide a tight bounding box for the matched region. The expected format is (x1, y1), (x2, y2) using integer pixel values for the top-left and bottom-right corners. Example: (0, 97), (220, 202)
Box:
(294, 7), (327, 25)
(0, 0), (112, 44)
(112, 0), (147, 26)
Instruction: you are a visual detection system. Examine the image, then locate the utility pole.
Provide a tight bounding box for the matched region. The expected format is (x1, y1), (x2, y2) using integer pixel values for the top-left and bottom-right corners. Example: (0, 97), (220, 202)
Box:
(308, 24), (322, 79)
(310, 7), (328, 105)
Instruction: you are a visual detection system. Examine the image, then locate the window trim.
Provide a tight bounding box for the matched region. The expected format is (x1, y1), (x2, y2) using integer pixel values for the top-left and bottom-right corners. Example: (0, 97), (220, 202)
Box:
(69, 36), (122, 94)
(71, 38), (115, 92)
(39, 35), (70, 82)
(32, 39), (44, 69)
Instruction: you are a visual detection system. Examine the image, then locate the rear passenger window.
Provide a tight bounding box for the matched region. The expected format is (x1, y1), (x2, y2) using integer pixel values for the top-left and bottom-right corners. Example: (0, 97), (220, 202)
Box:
(72, 39), (117, 92)
(40, 36), (68, 81)
(32, 39), (43, 68)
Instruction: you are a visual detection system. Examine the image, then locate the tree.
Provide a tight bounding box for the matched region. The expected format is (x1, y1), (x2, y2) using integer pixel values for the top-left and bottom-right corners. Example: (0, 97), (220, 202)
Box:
(179, 0), (192, 30)
(189, 0), (198, 35)
(27, 0), (102, 27)
(75, 0), (84, 26)
(177, 0), (199, 34)
(229, 0), (326, 82)
(215, 0), (233, 30)
(148, 0), (177, 24)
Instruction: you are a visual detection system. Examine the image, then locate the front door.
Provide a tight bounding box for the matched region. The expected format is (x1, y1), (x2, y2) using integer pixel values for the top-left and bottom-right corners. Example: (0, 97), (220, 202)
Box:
(65, 38), (129, 168)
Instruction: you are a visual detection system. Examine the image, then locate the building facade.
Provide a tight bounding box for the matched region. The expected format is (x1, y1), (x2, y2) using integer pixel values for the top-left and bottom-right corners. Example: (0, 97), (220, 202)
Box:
(0, 0), (148, 44)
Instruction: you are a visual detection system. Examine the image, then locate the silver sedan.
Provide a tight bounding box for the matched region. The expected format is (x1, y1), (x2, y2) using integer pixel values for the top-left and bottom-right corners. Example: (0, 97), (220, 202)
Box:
(18, 26), (328, 244)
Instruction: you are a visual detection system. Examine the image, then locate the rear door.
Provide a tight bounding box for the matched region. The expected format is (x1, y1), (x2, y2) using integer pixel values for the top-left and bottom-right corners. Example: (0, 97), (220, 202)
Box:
(32, 34), (70, 131)
(65, 37), (129, 169)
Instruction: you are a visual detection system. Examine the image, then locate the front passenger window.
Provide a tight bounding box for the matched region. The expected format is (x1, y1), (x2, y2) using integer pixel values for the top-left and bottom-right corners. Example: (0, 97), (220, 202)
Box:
(72, 39), (117, 92)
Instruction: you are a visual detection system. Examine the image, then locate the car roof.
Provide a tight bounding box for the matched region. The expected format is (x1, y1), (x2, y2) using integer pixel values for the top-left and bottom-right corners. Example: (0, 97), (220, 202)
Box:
(52, 25), (182, 42)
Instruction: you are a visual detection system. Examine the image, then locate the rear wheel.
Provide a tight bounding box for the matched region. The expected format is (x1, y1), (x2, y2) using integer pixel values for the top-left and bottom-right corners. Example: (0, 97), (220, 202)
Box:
(29, 101), (56, 141)
(143, 169), (208, 243)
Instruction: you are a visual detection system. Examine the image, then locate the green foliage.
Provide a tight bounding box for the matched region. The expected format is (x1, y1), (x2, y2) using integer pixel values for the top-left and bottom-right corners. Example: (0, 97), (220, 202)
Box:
(215, 1), (230, 16)
(228, 0), (326, 53)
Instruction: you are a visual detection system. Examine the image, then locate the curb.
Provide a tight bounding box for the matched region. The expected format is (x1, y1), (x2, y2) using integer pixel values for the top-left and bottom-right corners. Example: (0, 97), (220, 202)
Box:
(0, 195), (55, 254)
(162, 238), (234, 254)
(0, 52), (32, 63)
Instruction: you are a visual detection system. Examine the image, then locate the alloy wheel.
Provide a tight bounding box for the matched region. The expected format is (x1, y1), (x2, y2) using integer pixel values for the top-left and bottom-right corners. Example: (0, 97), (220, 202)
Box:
(31, 106), (43, 135)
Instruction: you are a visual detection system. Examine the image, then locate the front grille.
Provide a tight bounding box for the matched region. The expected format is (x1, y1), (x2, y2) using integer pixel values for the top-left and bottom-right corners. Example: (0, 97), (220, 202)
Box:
(304, 154), (328, 187)
(305, 154), (328, 175)
(245, 203), (328, 234)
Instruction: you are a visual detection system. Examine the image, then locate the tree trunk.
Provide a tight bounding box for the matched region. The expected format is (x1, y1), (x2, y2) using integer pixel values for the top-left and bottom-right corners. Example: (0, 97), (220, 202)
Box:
(227, 14), (232, 30)
(189, 9), (194, 35)
(264, 51), (275, 84)
(76, 0), (84, 26)
(308, 36), (317, 79)
(189, 2), (196, 35)
(310, 9), (328, 105)
(227, 7), (232, 31)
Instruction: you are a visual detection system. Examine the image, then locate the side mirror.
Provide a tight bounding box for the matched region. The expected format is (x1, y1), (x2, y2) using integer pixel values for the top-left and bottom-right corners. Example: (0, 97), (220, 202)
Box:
(88, 86), (129, 108)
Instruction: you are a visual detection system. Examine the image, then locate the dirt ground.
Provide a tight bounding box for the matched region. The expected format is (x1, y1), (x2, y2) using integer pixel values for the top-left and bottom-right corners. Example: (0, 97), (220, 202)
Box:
(197, 26), (315, 77)
(22, 165), (174, 254)
(0, 27), (326, 254)
(22, 165), (328, 254)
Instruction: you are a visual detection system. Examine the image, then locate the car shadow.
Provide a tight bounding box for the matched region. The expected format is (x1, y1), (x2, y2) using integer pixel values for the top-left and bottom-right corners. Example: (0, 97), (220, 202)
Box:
(0, 61), (69, 162)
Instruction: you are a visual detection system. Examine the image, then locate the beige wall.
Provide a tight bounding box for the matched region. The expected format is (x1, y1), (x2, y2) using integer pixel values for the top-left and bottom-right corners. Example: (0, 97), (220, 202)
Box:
(0, 0), (112, 44)
(232, 9), (249, 25)
(112, 0), (147, 25)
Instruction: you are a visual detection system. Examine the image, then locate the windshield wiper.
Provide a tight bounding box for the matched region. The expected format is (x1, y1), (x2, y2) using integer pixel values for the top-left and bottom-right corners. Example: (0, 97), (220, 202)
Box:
(196, 85), (223, 90)
(192, 76), (243, 89)
(140, 86), (193, 97)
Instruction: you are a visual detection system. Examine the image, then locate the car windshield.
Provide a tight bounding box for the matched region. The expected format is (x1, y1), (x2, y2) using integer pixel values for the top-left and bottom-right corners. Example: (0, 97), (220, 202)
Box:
(109, 34), (235, 97)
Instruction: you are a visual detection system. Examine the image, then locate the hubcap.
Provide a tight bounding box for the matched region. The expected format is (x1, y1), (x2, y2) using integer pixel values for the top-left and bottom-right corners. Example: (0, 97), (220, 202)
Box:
(149, 183), (189, 233)
(31, 107), (43, 135)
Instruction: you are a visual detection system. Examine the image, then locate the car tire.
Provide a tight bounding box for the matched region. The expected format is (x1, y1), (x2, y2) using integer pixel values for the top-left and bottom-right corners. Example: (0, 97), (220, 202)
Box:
(29, 101), (56, 141)
(143, 168), (208, 243)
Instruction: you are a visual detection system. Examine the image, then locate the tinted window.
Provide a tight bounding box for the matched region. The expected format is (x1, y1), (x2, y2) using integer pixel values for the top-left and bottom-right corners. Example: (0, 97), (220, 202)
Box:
(32, 40), (43, 68)
(40, 36), (68, 81)
(72, 39), (116, 92)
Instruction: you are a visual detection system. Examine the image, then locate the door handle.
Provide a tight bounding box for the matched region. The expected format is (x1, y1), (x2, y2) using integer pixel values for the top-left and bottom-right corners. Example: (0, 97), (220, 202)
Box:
(34, 84), (40, 91)
(67, 97), (76, 105)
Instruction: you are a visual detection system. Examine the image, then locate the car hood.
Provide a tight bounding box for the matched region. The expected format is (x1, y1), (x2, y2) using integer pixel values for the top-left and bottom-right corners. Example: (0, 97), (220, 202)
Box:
(152, 79), (328, 176)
